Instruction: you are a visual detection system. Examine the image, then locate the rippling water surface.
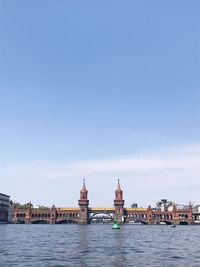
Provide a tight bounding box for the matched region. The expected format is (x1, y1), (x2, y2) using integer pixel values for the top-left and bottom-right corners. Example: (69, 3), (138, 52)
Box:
(0, 224), (200, 267)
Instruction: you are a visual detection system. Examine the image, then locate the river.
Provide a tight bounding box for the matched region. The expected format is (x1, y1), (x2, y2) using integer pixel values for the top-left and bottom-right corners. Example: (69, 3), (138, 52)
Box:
(0, 224), (200, 266)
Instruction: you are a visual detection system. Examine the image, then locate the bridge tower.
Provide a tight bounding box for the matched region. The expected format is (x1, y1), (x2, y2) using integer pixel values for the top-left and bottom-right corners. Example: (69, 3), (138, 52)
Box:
(78, 179), (89, 224)
(114, 179), (124, 224)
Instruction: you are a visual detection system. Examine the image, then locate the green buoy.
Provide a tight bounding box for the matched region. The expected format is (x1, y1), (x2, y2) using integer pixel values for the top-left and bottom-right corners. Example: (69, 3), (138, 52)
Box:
(112, 217), (120, 229)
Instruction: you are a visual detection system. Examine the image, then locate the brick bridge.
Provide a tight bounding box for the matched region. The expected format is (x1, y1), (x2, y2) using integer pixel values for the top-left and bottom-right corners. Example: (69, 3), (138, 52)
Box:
(13, 180), (193, 225)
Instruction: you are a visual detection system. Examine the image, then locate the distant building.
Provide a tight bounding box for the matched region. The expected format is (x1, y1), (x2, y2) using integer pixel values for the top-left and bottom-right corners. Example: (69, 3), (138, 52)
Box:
(0, 193), (10, 223)
(192, 205), (200, 223)
(156, 199), (173, 211)
(131, 202), (138, 208)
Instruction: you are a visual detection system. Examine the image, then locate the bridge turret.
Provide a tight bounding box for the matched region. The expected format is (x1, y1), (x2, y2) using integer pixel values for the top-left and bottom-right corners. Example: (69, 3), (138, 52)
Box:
(78, 179), (89, 224)
(114, 179), (124, 224)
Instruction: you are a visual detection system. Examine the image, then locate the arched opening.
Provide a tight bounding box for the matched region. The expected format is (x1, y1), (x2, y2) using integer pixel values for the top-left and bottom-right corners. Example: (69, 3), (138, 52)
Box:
(55, 219), (78, 224)
(161, 221), (171, 225)
(32, 220), (49, 224)
(17, 219), (25, 224)
(89, 212), (113, 224)
(179, 221), (189, 225)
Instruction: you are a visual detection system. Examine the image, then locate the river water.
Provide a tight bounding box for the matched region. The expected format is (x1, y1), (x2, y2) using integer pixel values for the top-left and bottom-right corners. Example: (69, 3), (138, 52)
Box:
(0, 224), (200, 267)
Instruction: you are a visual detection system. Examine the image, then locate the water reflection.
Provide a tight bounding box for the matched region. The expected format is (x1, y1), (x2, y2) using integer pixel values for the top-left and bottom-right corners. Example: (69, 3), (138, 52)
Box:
(78, 225), (90, 267)
(112, 227), (127, 267)
(0, 225), (200, 267)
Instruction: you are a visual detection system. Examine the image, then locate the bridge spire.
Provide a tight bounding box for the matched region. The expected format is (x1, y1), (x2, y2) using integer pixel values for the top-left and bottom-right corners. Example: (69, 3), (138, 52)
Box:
(115, 179), (123, 199)
(117, 179), (121, 191)
(82, 178), (87, 191)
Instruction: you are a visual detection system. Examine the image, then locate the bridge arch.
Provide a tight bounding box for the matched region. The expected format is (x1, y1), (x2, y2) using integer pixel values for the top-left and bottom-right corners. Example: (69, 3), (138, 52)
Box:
(160, 220), (172, 225)
(179, 221), (189, 225)
(56, 219), (78, 224)
(89, 212), (114, 223)
(132, 220), (148, 225)
(31, 220), (49, 224)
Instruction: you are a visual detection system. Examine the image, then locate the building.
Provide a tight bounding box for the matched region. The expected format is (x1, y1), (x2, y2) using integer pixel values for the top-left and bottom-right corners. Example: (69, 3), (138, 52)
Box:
(131, 202), (138, 208)
(156, 199), (174, 211)
(192, 205), (200, 224)
(0, 193), (10, 223)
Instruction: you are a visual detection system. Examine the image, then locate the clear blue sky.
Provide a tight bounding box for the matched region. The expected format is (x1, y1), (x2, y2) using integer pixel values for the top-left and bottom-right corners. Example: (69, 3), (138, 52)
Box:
(0, 1), (200, 207)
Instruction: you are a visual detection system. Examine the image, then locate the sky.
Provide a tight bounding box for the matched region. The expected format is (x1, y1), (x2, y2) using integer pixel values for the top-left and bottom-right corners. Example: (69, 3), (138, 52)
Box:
(0, 0), (200, 208)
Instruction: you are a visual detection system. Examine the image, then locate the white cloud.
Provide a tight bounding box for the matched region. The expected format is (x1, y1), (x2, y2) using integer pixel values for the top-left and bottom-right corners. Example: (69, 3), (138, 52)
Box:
(1, 143), (200, 207)
(1, 143), (200, 177)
